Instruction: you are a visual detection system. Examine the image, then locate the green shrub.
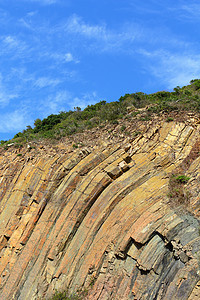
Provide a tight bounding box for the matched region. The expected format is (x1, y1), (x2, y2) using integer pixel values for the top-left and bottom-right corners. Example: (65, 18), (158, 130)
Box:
(131, 111), (140, 117)
(14, 132), (23, 138)
(111, 120), (119, 125)
(0, 140), (7, 145)
(166, 117), (174, 122)
(174, 175), (190, 184)
(190, 79), (200, 90)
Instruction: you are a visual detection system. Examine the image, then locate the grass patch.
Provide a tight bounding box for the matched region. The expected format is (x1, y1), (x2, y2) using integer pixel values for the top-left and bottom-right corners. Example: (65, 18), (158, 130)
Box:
(48, 290), (80, 300)
(168, 173), (191, 206)
(48, 276), (97, 300)
(133, 131), (141, 137)
(166, 117), (174, 122)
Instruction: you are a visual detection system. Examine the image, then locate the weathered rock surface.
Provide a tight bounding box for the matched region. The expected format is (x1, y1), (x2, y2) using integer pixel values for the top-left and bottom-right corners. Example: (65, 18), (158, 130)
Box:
(0, 118), (200, 299)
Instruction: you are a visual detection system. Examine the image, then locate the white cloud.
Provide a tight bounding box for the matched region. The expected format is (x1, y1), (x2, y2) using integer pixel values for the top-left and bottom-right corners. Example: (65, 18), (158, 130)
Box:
(66, 15), (107, 39)
(27, 11), (37, 17)
(3, 36), (26, 50)
(41, 91), (72, 114)
(65, 15), (139, 52)
(64, 52), (80, 63)
(24, 0), (59, 5)
(0, 110), (28, 133)
(68, 92), (99, 110)
(166, 2), (200, 22)
(34, 51), (80, 66)
(0, 35), (28, 58)
(163, 55), (200, 88)
(140, 49), (200, 88)
(180, 2), (200, 18)
(65, 52), (73, 62)
(34, 77), (61, 88)
(0, 90), (100, 134)
(4, 36), (18, 47)
(0, 74), (18, 107)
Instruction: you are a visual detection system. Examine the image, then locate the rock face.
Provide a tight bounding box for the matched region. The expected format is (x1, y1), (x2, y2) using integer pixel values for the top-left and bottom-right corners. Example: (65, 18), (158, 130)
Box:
(0, 119), (200, 299)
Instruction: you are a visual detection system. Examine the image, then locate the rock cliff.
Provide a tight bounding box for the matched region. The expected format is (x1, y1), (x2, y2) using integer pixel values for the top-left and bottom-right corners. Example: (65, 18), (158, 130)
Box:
(0, 115), (200, 299)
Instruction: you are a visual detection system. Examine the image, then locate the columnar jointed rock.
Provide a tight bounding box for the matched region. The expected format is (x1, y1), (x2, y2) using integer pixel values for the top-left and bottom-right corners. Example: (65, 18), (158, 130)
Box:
(0, 120), (200, 300)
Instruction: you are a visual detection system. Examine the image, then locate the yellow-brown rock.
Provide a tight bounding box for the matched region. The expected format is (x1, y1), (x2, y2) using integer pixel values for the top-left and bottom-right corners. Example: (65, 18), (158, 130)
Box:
(0, 117), (200, 299)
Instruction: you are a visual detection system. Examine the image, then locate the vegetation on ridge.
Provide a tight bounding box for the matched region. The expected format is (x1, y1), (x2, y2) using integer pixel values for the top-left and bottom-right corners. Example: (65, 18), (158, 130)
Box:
(1, 79), (200, 147)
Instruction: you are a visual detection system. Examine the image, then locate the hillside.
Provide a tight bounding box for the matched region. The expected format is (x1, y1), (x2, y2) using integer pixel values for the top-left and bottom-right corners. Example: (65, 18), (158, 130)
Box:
(0, 82), (200, 299)
(1, 79), (200, 147)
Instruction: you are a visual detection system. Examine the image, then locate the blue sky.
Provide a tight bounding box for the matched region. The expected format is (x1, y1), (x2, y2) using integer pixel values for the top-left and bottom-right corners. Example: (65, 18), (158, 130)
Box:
(0, 0), (200, 140)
